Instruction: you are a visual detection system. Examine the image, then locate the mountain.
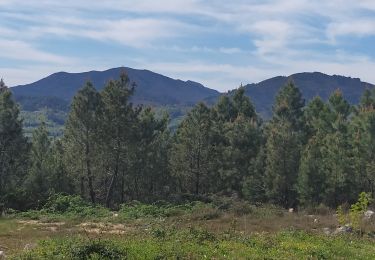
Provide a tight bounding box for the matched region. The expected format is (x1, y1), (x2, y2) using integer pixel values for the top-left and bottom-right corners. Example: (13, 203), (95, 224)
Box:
(11, 69), (375, 119)
(241, 72), (375, 117)
(11, 67), (220, 110)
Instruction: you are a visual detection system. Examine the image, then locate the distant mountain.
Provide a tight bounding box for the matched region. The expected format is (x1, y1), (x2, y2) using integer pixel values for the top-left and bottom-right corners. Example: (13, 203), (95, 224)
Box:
(11, 67), (220, 110)
(11, 69), (374, 119)
(241, 72), (375, 117)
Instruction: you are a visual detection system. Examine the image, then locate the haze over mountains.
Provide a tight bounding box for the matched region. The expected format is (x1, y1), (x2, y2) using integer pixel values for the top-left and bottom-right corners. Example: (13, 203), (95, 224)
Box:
(10, 67), (375, 117)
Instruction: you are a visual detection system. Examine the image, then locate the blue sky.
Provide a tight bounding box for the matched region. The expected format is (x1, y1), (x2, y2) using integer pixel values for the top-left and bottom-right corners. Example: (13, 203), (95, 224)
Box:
(1, 0), (375, 91)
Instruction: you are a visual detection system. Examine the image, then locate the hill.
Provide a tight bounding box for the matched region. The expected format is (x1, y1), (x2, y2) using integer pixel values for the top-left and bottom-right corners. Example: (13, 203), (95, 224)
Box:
(11, 67), (220, 110)
(241, 72), (375, 117)
(10, 70), (375, 130)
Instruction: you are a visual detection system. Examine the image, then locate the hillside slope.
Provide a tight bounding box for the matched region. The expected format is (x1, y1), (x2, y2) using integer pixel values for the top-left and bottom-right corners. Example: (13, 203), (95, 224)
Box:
(11, 67), (220, 108)
(242, 72), (375, 117)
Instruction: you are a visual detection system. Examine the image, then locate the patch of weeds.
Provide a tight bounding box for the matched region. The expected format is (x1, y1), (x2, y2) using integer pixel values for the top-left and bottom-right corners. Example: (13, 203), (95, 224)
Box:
(119, 201), (210, 219)
(304, 204), (331, 216)
(187, 227), (216, 243)
(70, 240), (126, 260)
(13, 238), (127, 260)
(151, 227), (167, 239)
(17, 194), (111, 221)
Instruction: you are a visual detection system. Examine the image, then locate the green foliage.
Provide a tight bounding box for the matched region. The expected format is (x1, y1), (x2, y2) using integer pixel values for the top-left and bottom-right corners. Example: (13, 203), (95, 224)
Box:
(349, 192), (372, 231)
(336, 205), (348, 227)
(2, 73), (375, 221)
(12, 230), (375, 259)
(0, 88), (29, 210)
(18, 194), (111, 220)
(337, 192), (373, 233)
(171, 102), (214, 195)
(13, 238), (127, 260)
(265, 82), (305, 208)
(21, 110), (66, 137)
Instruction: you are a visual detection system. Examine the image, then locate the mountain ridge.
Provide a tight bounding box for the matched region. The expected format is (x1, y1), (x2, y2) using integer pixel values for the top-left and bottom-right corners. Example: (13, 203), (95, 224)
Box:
(11, 67), (220, 107)
(10, 68), (375, 117)
(240, 72), (374, 117)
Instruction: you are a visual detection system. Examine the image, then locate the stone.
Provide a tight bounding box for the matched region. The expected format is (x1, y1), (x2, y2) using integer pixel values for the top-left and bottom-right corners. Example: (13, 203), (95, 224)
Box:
(0, 250), (5, 259)
(288, 208), (294, 213)
(24, 243), (37, 251)
(333, 225), (352, 235)
(364, 210), (374, 220)
(322, 227), (331, 235)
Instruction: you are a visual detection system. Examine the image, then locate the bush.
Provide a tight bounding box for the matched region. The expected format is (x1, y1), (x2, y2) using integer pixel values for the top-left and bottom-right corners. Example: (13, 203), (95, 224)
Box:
(70, 240), (126, 259)
(18, 194), (111, 220)
(15, 238), (127, 259)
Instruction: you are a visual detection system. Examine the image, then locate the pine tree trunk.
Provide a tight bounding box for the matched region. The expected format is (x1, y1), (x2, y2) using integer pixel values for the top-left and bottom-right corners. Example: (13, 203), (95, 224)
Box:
(85, 142), (95, 204)
(106, 149), (120, 207)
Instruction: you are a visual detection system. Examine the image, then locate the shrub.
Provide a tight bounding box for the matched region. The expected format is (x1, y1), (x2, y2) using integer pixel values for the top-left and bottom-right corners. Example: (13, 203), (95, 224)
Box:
(337, 192), (373, 234)
(15, 238), (127, 259)
(70, 240), (126, 259)
(18, 194), (111, 220)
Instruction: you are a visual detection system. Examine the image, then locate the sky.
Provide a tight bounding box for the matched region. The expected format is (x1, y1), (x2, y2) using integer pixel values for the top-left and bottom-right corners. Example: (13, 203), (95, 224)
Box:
(1, 0), (375, 92)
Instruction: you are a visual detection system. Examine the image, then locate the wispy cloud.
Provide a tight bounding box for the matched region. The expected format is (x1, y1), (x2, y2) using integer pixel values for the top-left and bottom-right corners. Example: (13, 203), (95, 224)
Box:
(0, 0), (375, 90)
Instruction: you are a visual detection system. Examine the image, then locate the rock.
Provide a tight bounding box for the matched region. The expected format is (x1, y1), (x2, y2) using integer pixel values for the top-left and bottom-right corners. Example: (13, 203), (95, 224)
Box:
(333, 225), (352, 235)
(322, 227), (331, 235)
(364, 210), (374, 220)
(314, 218), (319, 223)
(24, 243), (37, 251)
(0, 251), (5, 259)
(288, 208), (294, 213)
(113, 213), (119, 217)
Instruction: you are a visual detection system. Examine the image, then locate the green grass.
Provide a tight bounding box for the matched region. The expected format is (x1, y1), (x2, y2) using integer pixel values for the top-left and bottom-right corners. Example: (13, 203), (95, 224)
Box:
(3, 195), (375, 259)
(11, 230), (375, 259)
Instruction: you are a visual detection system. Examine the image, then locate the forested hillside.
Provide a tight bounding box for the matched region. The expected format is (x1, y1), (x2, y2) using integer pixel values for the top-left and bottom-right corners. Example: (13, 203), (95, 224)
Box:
(12, 67), (220, 108)
(241, 72), (375, 117)
(10, 69), (374, 138)
(1, 73), (375, 210)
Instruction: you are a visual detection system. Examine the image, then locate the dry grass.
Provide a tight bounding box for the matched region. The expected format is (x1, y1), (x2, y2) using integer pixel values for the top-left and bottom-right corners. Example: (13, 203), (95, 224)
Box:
(2, 204), (375, 257)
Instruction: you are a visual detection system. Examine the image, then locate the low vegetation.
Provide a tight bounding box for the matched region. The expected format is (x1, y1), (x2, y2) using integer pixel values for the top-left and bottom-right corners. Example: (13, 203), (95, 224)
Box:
(0, 194), (374, 258)
(11, 230), (375, 260)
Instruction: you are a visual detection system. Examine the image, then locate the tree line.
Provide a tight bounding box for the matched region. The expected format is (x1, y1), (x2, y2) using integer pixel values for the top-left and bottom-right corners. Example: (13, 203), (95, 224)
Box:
(0, 73), (374, 211)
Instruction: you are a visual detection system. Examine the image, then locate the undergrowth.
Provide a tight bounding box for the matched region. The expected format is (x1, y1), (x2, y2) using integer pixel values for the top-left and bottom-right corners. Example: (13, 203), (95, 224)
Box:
(11, 230), (375, 259)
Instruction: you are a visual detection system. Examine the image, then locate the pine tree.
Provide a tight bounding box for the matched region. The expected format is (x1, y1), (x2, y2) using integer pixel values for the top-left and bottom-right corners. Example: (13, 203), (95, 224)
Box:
(100, 72), (138, 207)
(49, 140), (73, 195)
(25, 121), (52, 207)
(171, 103), (213, 195)
(63, 81), (102, 203)
(0, 87), (28, 209)
(322, 91), (355, 206)
(211, 87), (261, 196)
(242, 146), (267, 203)
(298, 97), (331, 205)
(351, 89), (375, 197)
(129, 108), (170, 201)
(264, 82), (305, 208)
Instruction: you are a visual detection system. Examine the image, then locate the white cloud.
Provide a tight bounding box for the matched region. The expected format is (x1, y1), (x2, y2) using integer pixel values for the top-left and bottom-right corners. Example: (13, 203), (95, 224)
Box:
(1, 0), (375, 90)
(327, 20), (375, 40)
(0, 39), (73, 64)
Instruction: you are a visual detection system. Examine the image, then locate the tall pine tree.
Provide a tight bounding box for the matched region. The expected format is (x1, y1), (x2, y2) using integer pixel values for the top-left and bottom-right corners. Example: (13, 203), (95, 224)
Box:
(0, 86), (28, 209)
(264, 81), (305, 208)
